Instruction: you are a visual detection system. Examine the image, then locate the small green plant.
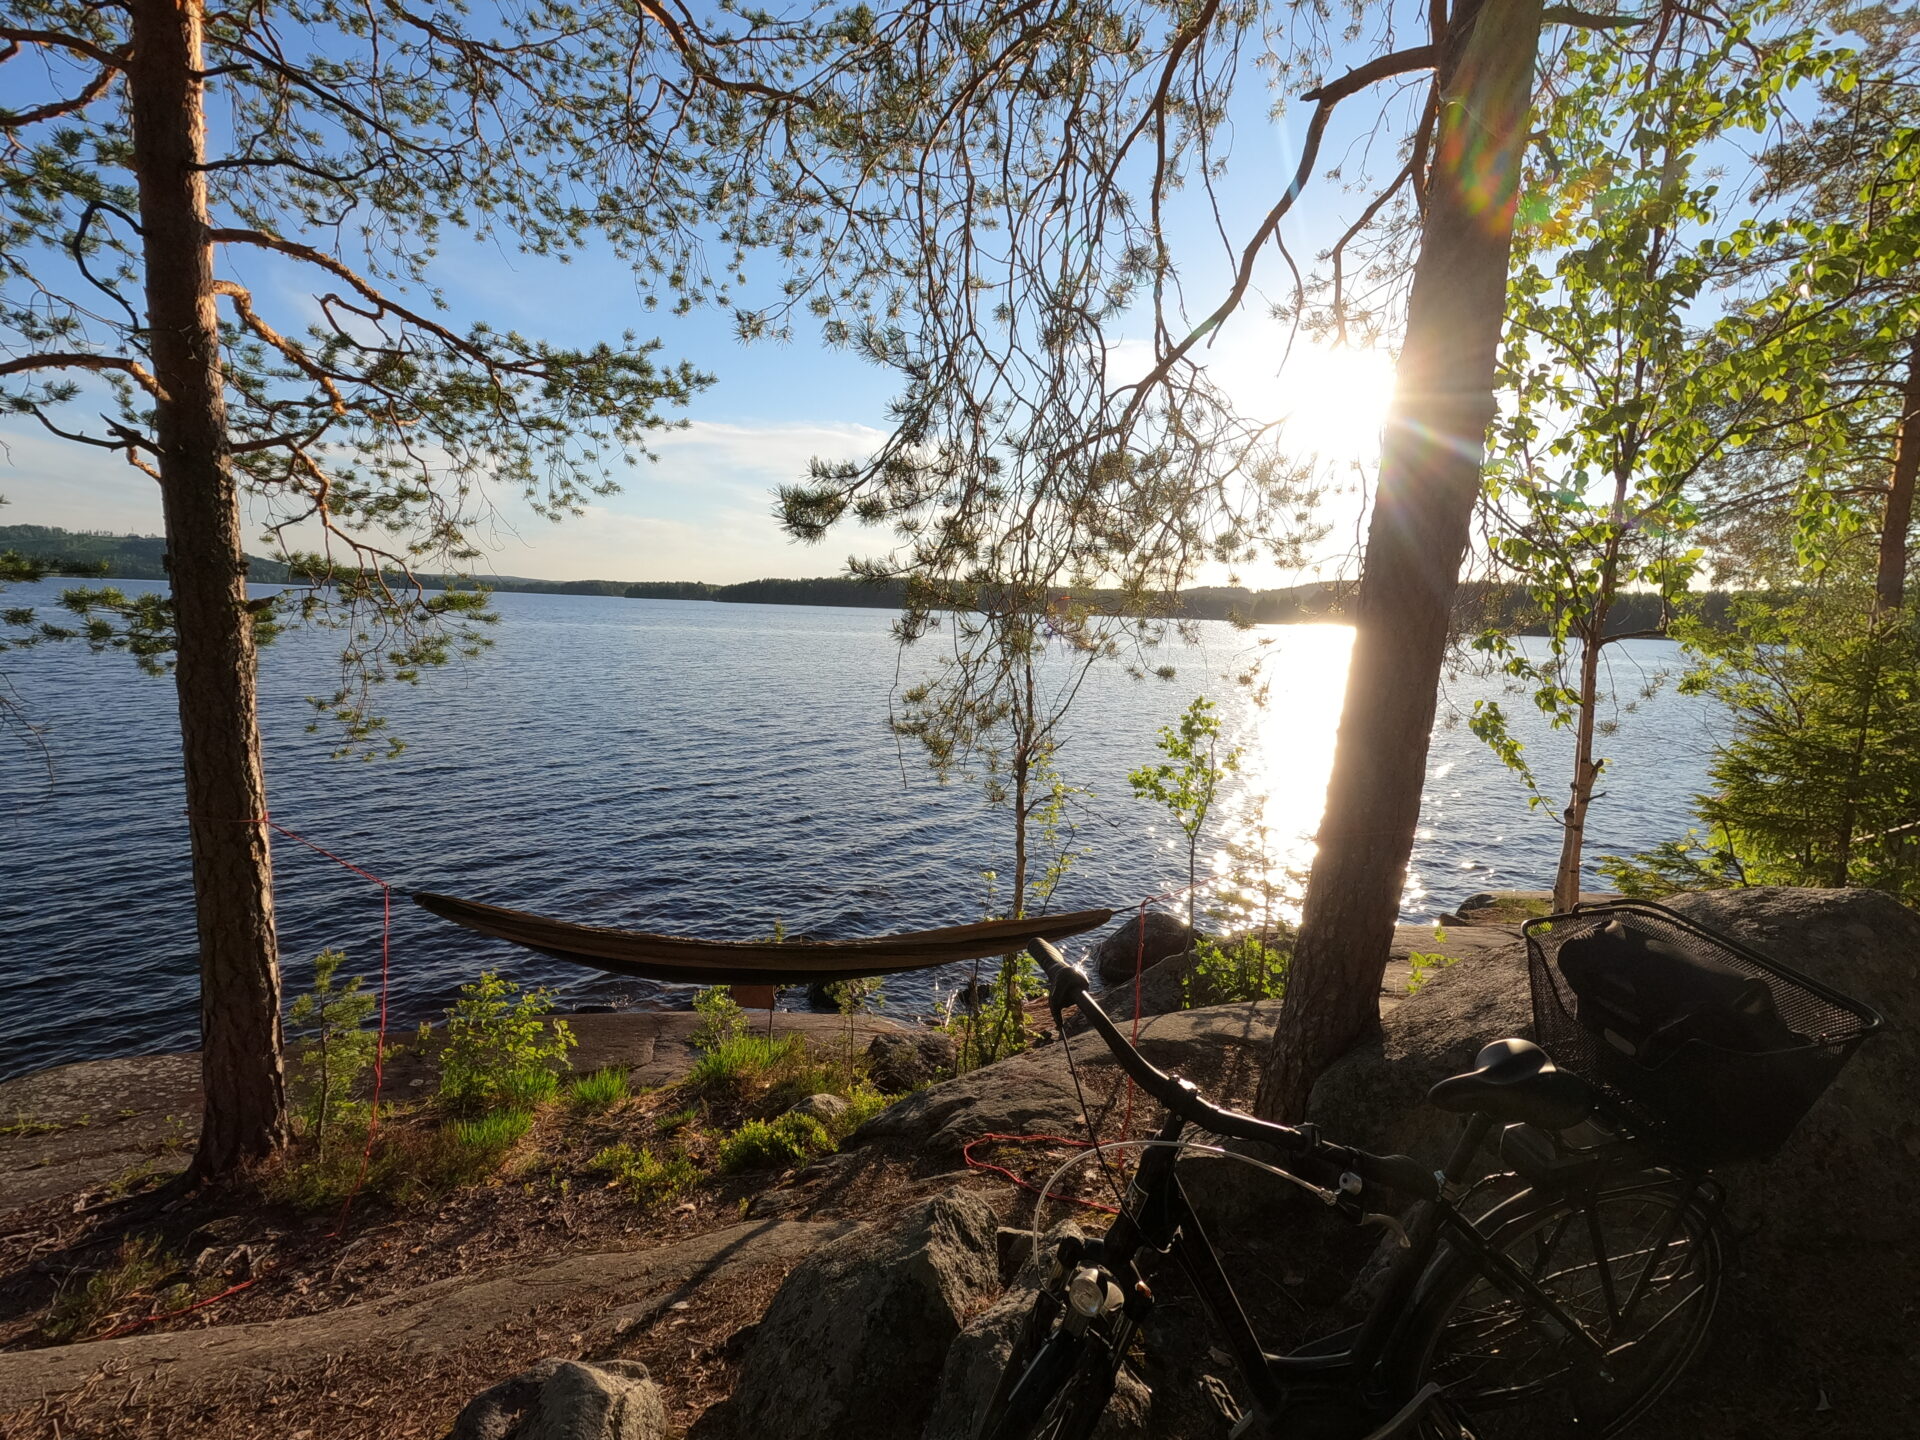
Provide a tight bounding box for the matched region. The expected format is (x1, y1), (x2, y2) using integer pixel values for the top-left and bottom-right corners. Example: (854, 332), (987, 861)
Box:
(449, 1108), (534, 1156)
(691, 985), (750, 1052)
(1183, 934), (1290, 1007)
(1406, 950), (1460, 995)
(568, 1067), (631, 1113)
(717, 1112), (833, 1172)
(287, 949), (378, 1146)
(40, 1235), (172, 1342)
(689, 1032), (825, 1104)
(657, 1105), (700, 1135)
(1130, 697), (1241, 941)
(825, 975), (885, 1077)
(833, 1081), (895, 1139)
(589, 1142), (700, 1206)
(437, 972), (575, 1116)
(0, 1114), (63, 1138)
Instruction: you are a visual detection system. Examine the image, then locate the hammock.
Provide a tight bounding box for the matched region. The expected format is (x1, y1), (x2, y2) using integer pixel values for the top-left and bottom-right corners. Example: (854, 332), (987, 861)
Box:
(412, 891), (1114, 985)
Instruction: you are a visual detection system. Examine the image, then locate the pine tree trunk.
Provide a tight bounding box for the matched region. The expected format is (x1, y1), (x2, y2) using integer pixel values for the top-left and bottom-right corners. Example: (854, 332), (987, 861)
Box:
(128, 0), (289, 1177)
(1874, 332), (1920, 615)
(1256, 0), (1543, 1121)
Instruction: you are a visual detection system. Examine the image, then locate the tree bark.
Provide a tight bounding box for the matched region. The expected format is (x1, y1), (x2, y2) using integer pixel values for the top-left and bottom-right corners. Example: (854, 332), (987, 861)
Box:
(1256, 0), (1543, 1120)
(1553, 622), (1607, 912)
(1873, 331), (1920, 615)
(128, 0), (288, 1177)
(1553, 462), (1632, 911)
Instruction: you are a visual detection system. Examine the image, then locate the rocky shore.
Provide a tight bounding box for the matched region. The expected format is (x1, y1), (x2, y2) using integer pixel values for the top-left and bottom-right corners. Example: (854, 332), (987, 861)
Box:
(2, 888), (1912, 1439)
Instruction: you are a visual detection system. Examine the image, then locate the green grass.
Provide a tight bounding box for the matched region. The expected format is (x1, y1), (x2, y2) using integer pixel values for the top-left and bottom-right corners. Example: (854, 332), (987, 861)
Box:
(568, 1067), (631, 1113)
(688, 1032), (840, 1108)
(266, 1105), (536, 1210)
(449, 1108), (534, 1155)
(717, 1113), (833, 1173)
(589, 1142), (700, 1207)
(41, 1235), (172, 1342)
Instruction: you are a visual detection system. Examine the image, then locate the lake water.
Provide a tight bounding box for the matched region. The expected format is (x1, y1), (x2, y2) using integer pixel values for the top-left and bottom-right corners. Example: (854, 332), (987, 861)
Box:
(0, 583), (1721, 1080)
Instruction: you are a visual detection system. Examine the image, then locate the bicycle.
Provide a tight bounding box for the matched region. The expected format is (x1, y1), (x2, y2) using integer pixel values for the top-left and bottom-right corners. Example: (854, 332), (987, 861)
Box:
(979, 902), (1882, 1440)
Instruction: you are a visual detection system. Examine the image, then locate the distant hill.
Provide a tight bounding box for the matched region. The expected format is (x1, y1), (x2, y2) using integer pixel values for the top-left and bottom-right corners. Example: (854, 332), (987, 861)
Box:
(0, 524), (1730, 634)
(0, 526), (292, 582)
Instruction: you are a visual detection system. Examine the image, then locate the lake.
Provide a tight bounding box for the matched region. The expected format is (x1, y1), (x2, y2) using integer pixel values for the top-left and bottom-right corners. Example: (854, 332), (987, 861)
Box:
(0, 583), (1720, 1080)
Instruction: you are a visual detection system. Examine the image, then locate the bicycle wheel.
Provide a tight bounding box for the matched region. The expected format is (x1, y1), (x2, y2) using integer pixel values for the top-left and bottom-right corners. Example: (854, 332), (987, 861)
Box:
(979, 1323), (1123, 1440)
(1392, 1178), (1723, 1437)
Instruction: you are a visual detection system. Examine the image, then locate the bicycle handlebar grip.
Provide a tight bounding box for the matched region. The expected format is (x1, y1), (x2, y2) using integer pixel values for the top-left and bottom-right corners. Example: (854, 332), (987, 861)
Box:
(1027, 937), (1092, 1011)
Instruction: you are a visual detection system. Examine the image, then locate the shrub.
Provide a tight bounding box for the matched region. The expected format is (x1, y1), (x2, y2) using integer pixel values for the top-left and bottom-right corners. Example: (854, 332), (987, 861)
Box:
(833, 1082), (895, 1140)
(569, 1067), (631, 1113)
(718, 1113), (833, 1172)
(1184, 935), (1289, 1007)
(691, 985), (749, 1051)
(286, 949), (377, 1146)
(589, 1142), (700, 1206)
(437, 972), (575, 1116)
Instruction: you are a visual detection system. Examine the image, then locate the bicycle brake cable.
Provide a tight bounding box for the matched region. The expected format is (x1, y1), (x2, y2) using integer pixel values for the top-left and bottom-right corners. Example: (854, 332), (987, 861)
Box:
(1057, 1000), (1129, 1206)
(1030, 1139), (1346, 1272)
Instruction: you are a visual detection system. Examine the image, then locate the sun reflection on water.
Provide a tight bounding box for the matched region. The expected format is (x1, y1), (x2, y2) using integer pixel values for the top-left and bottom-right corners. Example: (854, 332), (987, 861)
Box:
(1209, 623), (1430, 922)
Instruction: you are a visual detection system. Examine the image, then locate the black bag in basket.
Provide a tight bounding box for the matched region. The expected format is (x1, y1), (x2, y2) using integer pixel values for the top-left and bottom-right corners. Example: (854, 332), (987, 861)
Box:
(1556, 919), (1807, 1065)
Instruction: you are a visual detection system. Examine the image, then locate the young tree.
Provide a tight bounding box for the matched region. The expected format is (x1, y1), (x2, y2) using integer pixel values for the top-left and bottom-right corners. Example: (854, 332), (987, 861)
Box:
(1470, 15), (1815, 911)
(0, 0), (799, 1178)
(1129, 695), (1239, 942)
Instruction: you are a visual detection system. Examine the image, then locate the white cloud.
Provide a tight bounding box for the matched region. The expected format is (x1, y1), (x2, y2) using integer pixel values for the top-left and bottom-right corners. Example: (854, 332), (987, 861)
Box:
(0, 414), (892, 585)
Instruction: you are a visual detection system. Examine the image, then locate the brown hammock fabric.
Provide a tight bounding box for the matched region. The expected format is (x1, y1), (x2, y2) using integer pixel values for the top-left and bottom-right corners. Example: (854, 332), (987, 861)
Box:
(412, 892), (1114, 985)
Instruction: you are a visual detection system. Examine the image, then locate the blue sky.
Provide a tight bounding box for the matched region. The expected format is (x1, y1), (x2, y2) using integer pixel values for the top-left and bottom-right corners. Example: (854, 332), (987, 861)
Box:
(0, 18), (1459, 586)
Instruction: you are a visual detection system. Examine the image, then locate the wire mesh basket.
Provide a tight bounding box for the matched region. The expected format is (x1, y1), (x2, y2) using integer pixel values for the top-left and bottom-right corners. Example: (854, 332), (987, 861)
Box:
(1524, 901), (1882, 1165)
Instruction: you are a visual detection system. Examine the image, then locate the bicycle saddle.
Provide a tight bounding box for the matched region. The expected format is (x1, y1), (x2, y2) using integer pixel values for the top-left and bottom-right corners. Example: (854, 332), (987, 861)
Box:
(1427, 1038), (1595, 1130)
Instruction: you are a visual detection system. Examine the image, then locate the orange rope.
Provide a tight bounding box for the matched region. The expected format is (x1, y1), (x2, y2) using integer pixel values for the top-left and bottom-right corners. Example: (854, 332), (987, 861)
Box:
(960, 1133), (1119, 1215)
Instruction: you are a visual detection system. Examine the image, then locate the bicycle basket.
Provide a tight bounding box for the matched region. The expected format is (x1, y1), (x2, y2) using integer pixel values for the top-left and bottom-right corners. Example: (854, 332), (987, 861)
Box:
(1524, 901), (1882, 1164)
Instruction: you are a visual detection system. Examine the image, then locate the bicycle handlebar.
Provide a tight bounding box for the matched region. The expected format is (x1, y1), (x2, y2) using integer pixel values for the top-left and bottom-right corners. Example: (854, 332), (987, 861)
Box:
(1027, 937), (1438, 1202)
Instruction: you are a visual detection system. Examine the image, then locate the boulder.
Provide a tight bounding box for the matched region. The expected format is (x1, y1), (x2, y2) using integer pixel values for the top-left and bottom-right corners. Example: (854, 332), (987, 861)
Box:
(1306, 929), (1532, 1168)
(446, 1358), (667, 1440)
(853, 1004), (1277, 1156)
(1096, 950), (1199, 1021)
(690, 1189), (1002, 1440)
(786, 1092), (851, 1125)
(1304, 886), (1920, 1436)
(1090, 910), (1194, 983)
(922, 1221), (1149, 1440)
(866, 1030), (959, 1093)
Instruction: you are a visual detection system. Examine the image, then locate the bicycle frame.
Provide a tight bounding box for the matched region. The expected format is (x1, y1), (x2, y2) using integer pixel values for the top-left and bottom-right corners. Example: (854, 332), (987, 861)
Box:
(1082, 1103), (1683, 1436)
(1004, 938), (1718, 1440)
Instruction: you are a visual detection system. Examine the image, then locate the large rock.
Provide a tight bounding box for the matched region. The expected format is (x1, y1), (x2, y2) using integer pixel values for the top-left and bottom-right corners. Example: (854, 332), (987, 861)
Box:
(922, 1222), (1148, 1440)
(853, 1005), (1278, 1156)
(446, 1358), (667, 1440)
(1090, 910), (1193, 983)
(691, 1190), (1002, 1440)
(866, 1030), (959, 1093)
(1306, 887), (1920, 1436)
(1306, 930), (1532, 1168)
(1095, 949), (1200, 1021)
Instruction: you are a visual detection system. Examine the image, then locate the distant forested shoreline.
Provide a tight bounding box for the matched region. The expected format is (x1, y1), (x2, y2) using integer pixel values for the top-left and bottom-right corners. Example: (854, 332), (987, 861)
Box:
(1, 524), (1723, 634)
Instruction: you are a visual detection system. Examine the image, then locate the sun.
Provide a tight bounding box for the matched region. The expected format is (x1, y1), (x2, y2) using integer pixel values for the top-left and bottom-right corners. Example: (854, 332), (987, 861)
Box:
(1270, 344), (1398, 466)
